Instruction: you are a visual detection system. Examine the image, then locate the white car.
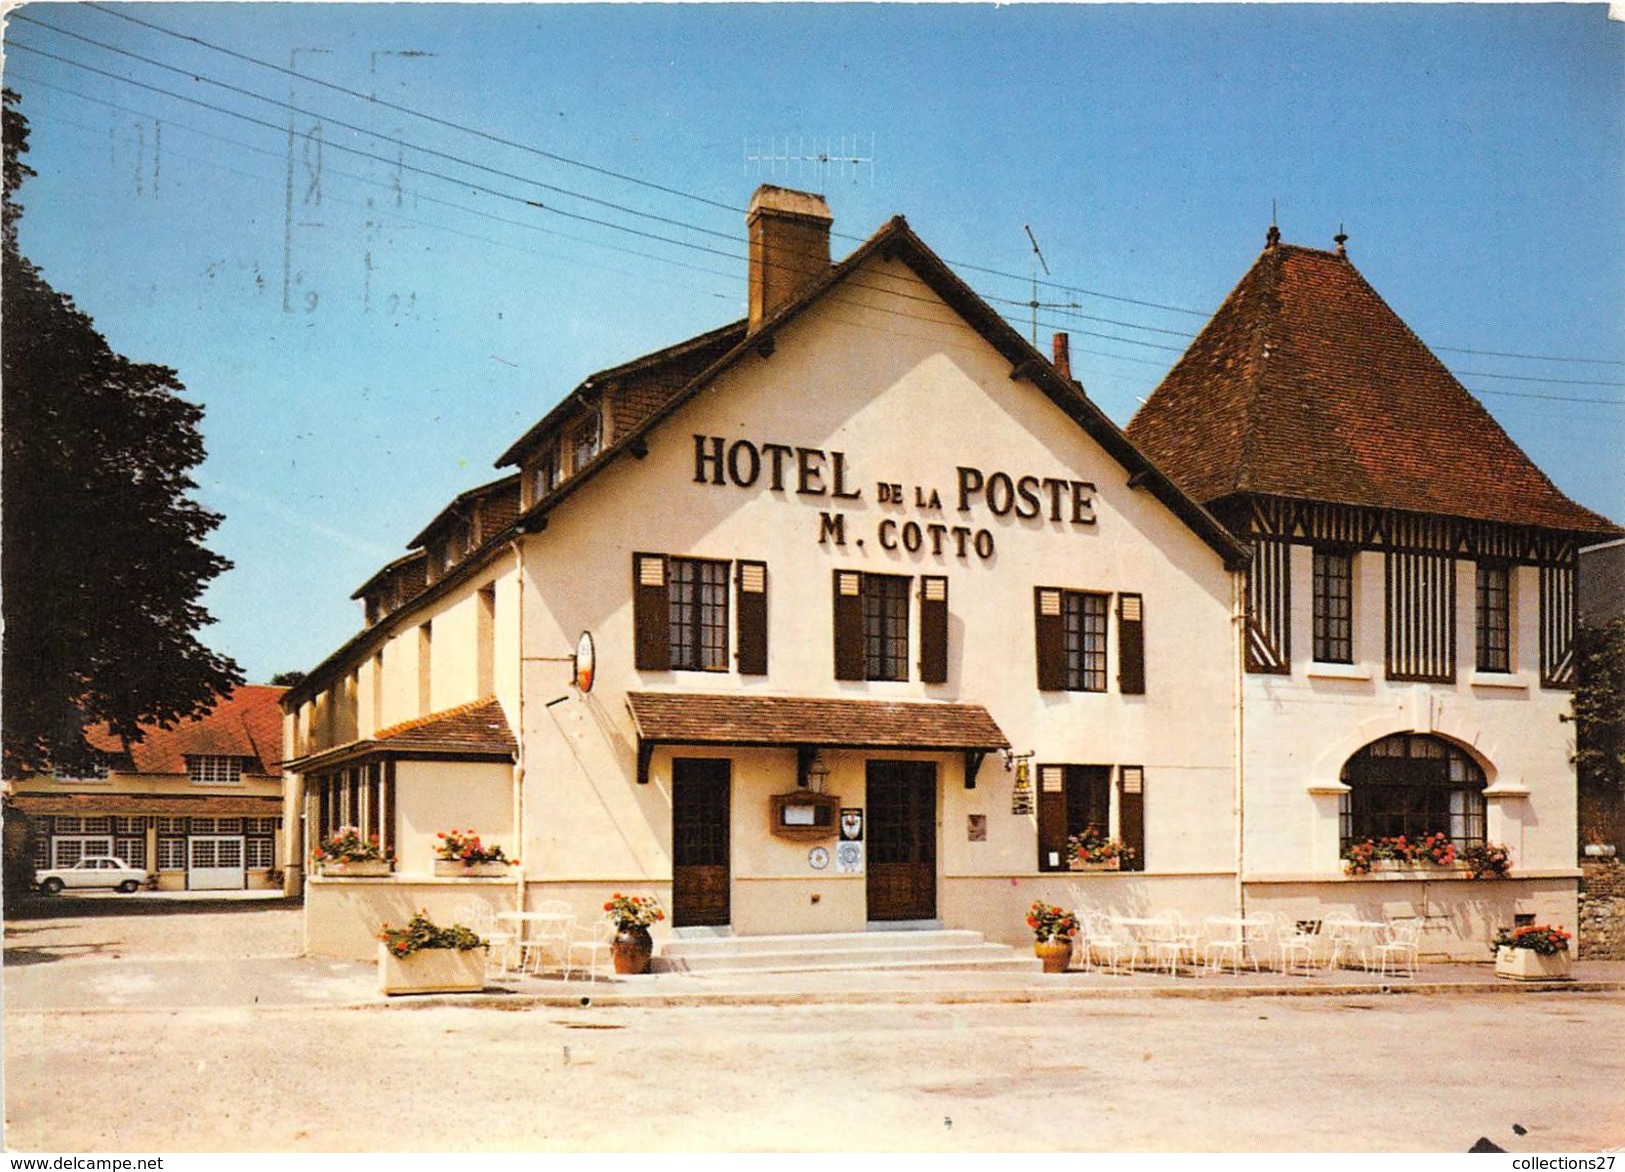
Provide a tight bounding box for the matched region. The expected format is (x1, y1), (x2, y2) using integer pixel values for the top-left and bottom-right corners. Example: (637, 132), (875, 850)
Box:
(35, 856), (147, 895)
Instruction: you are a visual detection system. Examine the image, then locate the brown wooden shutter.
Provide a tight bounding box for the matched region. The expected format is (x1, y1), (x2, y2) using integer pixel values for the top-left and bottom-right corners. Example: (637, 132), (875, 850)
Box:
(1117, 593), (1145, 694)
(1034, 587), (1066, 690)
(833, 570), (865, 681)
(633, 553), (671, 671)
(919, 575), (949, 684)
(1118, 765), (1145, 873)
(1037, 764), (1067, 872)
(736, 560), (768, 675)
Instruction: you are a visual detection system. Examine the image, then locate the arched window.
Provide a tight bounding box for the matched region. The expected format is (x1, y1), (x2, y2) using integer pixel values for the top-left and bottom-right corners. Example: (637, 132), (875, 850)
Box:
(1338, 733), (1486, 849)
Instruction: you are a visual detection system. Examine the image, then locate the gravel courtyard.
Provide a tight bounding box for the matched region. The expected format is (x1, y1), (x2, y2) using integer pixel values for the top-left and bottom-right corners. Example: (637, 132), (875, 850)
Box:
(6, 897), (1625, 1152)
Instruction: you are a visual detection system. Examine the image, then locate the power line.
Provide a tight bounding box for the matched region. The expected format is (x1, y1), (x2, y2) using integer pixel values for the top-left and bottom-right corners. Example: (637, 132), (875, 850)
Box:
(1435, 344), (1625, 369)
(82, 2), (746, 218)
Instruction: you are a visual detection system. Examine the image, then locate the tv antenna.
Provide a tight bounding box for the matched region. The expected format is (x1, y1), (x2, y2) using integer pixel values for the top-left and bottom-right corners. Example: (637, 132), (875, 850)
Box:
(1020, 226), (1083, 345)
(744, 135), (876, 186)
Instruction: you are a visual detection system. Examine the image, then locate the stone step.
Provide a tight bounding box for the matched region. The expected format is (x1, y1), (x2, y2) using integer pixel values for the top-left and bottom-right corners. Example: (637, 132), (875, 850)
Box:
(654, 928), (1041, 975)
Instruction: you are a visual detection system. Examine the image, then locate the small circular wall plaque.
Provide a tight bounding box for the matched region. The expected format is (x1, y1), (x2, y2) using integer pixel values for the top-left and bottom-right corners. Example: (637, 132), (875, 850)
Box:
(808, 846), (830, 870)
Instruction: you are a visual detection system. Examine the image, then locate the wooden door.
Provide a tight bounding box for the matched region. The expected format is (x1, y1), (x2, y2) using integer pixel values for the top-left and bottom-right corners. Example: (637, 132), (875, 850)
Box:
(672, 758), (730, 928)
(866, 760), (937, 921)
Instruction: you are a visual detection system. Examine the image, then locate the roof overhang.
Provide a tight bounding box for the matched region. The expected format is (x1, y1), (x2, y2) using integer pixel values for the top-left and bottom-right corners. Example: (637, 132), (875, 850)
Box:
(9, 793), (283, 817)
(625, 691), (1010, 789)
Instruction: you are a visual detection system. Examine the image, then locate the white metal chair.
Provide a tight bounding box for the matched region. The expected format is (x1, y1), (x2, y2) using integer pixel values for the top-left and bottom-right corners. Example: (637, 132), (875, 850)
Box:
(519, 899), (576, 975)
(1371, 918), (1422, 978)
(1203, 916), (1247, 975)
(1086, 913), (1137, 975)
(1272, 914), (1320, 976)
(1150, 911), (1200, 976)
(457, 900), (518, 973)
(564, 916), (616, 984)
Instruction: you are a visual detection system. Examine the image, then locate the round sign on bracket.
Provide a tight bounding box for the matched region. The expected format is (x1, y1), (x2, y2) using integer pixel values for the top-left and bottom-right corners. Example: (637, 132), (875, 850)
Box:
(574, 631), (596, 693)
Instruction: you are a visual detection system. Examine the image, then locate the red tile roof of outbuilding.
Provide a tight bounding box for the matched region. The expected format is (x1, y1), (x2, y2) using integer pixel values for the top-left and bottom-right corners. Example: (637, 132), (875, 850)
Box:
(1125, 242), (1619, 536)
(83, 685), (287, 776)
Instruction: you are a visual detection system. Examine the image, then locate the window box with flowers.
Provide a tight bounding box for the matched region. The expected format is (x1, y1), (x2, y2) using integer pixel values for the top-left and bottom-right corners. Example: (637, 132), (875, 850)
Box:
(1026, 900), (1080, 973)
(1341, 832), (1476, 877)
(377, 910), (488, 995)
(1066, 827), (1133, 872)
(432, 829), (518, 878)
(603, 893), (665, 974)
(313, 827), (394, 877)
(1493, 924), (1572, 981)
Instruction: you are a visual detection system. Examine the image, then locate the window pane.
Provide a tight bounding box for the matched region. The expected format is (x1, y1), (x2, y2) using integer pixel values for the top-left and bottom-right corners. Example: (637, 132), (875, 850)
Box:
(1476, 563), (1510, 672)
(862, 575), (910, 681)
(668, 557), (729, 671)
(1062, 592), (1108, 691)
(1313, 550), (1353, 663)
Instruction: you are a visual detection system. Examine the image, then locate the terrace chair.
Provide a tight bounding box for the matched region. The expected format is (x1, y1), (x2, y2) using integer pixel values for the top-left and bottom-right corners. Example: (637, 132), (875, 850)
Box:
(1371, 918), (1422, 978)
(1203, 916), (1247, 975)
(457, 899), (517, 974)
(1085, 912), (1137, 976)
(519, 899), (576, 975)
(1272, 914), (1320, 976)
(1150, 910), (1201, 976)
(564, 916), (616, 984)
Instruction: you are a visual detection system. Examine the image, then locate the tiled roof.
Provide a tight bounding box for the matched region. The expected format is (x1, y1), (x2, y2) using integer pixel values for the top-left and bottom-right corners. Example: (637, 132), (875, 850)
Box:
(626, 692), (1010, 750)
(82, 685), (286, 776)
(372, 697), (516, 755)
(1125, 242), (1619, 535)
(10, 793), (282, 816)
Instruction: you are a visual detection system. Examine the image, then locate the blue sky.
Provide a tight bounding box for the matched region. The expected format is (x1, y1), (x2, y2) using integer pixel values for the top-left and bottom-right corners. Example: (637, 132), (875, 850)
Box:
(5, 3), (1622, 684)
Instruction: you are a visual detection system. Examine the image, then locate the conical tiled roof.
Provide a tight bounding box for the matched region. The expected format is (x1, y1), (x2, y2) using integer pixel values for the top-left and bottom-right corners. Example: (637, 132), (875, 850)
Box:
(1126, 241), (1619, 536)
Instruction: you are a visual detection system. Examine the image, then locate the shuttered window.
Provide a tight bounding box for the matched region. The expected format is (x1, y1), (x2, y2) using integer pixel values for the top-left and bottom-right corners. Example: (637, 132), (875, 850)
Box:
(833, 572), (911, 682)
(669, 558), (730, 671)
(633, 553), (673, 671)
(1117, 593), (1145, 695)
(1034, 587), (1109, 692)
(1036, 764), (1112, 872)
(1118, 765), (1145, 873)
(919, 576), (949, 684)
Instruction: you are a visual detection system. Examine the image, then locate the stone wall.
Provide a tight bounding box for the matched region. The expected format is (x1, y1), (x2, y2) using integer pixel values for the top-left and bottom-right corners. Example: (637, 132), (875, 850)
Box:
(1578, 860), (1625, 959)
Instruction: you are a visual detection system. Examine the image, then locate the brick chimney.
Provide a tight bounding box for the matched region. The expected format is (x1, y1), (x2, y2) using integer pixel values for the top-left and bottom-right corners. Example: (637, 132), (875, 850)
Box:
(747, 185), (833, 332)
(1052, 332), (1072, 381)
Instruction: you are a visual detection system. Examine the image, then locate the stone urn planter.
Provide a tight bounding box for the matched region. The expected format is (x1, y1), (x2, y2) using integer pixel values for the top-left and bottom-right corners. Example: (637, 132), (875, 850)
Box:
(1494, 946), (1572, 982)
(377, 942), (488, 995)
(320, 859), (392, 877)
(433, 860), (510, 878)
(611, 926), (654, 975)
(1034, 937), (1074, 973)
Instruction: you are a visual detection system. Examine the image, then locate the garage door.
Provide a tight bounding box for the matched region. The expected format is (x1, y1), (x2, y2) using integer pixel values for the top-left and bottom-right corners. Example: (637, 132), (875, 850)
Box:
(188, 836), (245, 891)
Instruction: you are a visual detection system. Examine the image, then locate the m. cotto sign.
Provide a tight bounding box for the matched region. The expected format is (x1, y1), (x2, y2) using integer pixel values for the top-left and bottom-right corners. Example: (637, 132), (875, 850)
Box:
(691, 433), (1097, 561)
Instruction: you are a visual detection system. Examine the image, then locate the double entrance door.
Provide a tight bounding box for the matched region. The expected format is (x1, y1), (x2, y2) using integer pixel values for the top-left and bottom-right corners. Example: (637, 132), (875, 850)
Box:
(669, 757), (939, 927)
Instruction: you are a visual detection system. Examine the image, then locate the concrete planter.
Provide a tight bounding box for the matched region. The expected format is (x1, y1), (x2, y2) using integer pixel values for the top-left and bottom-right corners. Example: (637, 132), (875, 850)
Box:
(1494, 946), (1572, 981)
(1068, 859), (1121, 872)
(319, 859), (392, 877)
(432, 860), (511, 878)
(378, 942), (488, 995)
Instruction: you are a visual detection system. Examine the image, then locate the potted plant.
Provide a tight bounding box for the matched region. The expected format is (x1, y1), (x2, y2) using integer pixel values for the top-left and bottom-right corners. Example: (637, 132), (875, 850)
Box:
(433, 829), (518, 878)
(1492, 924), (1573, 981)
(1462, 842), (1512, 879)
(313, 826), (394, 877)
(603, 892), (664, 975)
(376, 909), (488, 995)
(1066, 826), (1132, 872)
(1025, 900), (1079, 973)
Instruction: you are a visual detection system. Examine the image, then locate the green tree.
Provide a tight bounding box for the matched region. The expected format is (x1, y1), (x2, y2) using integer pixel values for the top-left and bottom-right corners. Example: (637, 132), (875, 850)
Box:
(1575, 616), (1625, 847)
(2, 88), (241, 775)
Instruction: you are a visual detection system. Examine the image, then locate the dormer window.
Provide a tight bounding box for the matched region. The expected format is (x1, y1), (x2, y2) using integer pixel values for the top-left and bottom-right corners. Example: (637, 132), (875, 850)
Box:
(55, 756), (110, 783)
(188, 755), (244, 786)
(573, 412), (601, 472)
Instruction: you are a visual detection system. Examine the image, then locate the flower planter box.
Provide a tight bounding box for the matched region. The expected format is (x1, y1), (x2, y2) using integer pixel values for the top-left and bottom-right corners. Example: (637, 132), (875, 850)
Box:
(432, 860), (510, 878)
(319, 859), (392, 877)
(1494, 946), (1572, 982)
(378, 942), (488, 995)
(1068, 859), (1121, 872)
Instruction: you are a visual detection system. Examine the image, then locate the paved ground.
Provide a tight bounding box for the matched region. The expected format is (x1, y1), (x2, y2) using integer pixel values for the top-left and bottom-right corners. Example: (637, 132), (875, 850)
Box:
(6, 894), (1625, 1152)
